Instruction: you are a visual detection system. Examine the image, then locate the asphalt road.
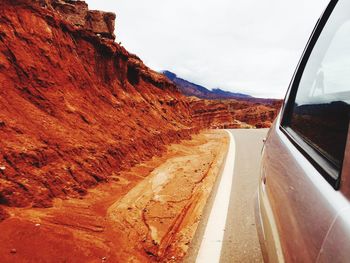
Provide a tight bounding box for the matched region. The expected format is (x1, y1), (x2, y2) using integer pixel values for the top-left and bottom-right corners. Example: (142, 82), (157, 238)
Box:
(185, 129), (268, 263)
(219, 129), (267, 263)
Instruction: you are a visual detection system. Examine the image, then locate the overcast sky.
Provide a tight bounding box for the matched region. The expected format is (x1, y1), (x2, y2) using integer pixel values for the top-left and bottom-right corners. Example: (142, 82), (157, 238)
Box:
(85, 0), (329, 98)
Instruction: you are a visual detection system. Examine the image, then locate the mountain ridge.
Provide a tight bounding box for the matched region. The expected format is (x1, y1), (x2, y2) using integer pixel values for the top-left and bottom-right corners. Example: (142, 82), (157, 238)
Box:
(162, 70), (253, 100)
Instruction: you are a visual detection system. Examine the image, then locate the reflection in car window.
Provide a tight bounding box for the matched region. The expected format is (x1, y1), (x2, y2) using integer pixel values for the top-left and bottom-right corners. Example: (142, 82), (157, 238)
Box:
(322, 21), (350, 95)
(289, 0), (350, 176)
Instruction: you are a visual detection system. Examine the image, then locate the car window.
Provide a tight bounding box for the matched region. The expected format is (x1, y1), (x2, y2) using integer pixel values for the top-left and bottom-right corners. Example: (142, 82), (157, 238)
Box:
(286, 0), (350, 180)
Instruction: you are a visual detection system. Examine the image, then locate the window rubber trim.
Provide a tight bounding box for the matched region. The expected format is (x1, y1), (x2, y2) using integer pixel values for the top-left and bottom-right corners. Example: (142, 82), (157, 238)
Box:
(279, 0), (342, 190)
(280, 126), (340, 189)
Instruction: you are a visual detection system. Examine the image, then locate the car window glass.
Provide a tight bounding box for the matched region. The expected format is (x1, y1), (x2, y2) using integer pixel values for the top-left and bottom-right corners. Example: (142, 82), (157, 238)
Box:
(288, 0), (350, 177)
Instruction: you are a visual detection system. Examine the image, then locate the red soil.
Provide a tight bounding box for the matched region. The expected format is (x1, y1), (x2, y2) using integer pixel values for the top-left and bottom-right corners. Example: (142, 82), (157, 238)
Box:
(0, 131), (228, 263)
(0, 0), (195, 208)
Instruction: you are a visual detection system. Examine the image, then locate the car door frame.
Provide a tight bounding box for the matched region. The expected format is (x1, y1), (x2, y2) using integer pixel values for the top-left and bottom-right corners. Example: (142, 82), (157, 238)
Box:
(278, 0), (347, 190)
(257, 0), (350, 261)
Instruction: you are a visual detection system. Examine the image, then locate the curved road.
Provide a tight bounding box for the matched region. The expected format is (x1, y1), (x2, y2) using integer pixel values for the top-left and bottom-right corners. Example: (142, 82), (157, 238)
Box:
(219, 129), (266, 262)
(185, 129), (268, 263)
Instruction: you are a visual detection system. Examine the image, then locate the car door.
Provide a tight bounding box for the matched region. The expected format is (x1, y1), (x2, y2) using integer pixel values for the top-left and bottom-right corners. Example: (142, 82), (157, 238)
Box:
(317, 128), (350, 262)
(260, 0), (350, 262)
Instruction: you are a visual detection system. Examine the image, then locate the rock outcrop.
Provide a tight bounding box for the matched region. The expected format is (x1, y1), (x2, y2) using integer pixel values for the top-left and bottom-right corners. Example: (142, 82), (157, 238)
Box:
(190, 98), (281, 129)
(0, 0), (195, 208)
(20, 0), (116, 39)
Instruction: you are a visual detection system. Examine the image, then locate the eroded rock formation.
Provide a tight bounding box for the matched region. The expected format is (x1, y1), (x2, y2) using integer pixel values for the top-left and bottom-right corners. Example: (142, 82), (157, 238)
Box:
(162, 71), (282, 129)
(20, 0), (116, 39)
(0, 0), (281, 210)
(0, 0), (195, 208)
(190, 98), (281, 129)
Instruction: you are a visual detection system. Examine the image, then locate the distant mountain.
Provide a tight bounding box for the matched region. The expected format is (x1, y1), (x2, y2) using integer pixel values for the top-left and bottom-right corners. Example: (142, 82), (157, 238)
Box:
(211, 88), (252, 99)
(162, 71), (215, 99)
(162, 70), (252, 100)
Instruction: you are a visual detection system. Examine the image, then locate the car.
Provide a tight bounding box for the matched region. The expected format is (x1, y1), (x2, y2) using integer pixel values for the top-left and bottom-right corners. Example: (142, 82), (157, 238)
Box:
(255, 0), (350, 262)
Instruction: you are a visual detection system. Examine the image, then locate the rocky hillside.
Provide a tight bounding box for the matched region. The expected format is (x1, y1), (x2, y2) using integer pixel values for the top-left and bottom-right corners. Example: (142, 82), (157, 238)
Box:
(0, 0), (282, 217)
(190, 97), (281, 129)
(162, 71), (282, 129)
(0, 0), (196, 210)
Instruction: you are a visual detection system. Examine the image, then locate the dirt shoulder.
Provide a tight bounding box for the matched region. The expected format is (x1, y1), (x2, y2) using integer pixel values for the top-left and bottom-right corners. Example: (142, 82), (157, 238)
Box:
(0, 130), (229, 263)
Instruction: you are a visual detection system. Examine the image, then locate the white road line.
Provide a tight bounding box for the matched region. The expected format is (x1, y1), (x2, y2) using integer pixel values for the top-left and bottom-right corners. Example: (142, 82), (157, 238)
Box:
(196, 130), (236, 263)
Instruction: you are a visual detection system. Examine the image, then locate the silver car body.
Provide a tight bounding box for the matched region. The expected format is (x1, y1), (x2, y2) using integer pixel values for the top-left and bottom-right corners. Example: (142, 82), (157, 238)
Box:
(256, 0), (350, 262)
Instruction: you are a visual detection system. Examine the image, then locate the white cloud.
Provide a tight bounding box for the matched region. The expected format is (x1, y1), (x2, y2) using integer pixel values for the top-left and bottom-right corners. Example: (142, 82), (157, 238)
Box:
(85, 0), (329, 98)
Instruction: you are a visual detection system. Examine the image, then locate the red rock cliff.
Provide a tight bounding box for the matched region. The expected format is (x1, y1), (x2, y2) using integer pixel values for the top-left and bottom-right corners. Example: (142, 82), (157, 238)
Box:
(0, 0), (195, 208)
(190, 98), (281, 129)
